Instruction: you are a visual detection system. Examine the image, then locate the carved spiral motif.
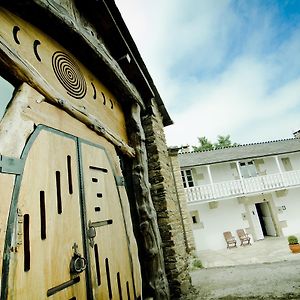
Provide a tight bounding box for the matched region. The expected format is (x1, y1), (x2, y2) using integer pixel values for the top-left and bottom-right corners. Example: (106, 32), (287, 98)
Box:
(52, 51), (87, 99)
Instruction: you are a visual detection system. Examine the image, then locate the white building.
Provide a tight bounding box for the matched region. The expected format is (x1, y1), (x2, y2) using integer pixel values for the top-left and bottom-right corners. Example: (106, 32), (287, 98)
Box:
(179, 138), (300, 251)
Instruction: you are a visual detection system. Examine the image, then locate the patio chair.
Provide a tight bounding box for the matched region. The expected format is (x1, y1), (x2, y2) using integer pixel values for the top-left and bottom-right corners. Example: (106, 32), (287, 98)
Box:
(223, 231), (237, 249)
(236, 229), (251, 246)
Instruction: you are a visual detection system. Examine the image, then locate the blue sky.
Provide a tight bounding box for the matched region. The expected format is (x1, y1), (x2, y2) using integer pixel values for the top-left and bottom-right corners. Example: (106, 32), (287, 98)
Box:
(116, 0), (300, 147)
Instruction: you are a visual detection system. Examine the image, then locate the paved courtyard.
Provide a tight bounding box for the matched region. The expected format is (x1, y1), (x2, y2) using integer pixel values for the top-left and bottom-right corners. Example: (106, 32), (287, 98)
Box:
(189, 236), (300, 299)
(196, 235), (300, 268)
(191, 260), (300, 299)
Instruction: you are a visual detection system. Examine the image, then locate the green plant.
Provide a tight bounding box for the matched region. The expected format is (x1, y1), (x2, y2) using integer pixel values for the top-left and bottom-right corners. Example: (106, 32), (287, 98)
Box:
(288, 235), (299, 245)
(192, 259), (203, 269)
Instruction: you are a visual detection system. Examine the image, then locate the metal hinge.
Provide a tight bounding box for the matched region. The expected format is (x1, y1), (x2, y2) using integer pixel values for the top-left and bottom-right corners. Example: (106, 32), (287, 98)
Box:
(0, 155), (24, 175)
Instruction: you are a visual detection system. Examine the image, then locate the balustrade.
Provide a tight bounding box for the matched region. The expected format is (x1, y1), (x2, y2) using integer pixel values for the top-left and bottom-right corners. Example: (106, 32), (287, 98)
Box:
(185, 169), (300, 203)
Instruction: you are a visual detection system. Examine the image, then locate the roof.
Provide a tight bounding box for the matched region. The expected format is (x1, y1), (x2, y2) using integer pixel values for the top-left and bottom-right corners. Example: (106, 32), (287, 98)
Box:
(179, 138), (300, 167)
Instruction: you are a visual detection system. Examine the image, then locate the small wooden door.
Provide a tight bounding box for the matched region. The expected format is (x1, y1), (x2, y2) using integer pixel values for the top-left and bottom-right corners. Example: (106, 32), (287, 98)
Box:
(3, 126), (141, 299)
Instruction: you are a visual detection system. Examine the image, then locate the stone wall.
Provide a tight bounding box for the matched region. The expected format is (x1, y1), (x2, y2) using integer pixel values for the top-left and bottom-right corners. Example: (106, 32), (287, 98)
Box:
(168, 148), (196, 253)
(142, 99), (193, 299)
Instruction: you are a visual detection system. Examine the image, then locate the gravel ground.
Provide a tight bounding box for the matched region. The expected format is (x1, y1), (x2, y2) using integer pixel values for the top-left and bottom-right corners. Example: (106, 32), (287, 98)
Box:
(189, 260), (300, 299)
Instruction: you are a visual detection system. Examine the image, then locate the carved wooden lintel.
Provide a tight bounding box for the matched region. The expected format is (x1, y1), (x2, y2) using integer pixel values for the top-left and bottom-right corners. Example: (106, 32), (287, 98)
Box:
(130, 103), (170, 299)
(3, 0), (145, 110)
(57, 98), (135, 157)
(0, 39), (135, 158)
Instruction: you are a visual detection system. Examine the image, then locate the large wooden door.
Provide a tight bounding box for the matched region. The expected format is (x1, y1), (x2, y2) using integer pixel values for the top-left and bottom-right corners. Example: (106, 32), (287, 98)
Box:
(2, 126), (141, 299)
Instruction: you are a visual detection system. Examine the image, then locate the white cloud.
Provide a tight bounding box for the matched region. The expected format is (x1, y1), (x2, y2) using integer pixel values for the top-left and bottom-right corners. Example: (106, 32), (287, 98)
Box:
(116, 1), (300, 147)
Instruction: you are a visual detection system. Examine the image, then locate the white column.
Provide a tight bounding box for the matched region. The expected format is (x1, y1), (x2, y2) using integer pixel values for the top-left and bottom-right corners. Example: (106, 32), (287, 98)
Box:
(206, 165), (215, 198)
(236, 161), (246, 193)
(274, 156), (282, 173)
(207, 165), (213, 184)
(274, 156), (285, 187)
(236, 161), (243, 179)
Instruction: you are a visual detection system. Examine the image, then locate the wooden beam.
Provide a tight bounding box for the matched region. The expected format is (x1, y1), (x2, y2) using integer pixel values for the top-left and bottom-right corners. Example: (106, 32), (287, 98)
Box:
(0, 40), (135, 157)
(2, 1), (145, 110)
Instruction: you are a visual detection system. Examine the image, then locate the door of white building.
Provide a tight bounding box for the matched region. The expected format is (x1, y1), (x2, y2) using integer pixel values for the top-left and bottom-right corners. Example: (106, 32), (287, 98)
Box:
(248, 203), (264, 240)
(256, 202), (277, 237)
(248, 201), (277, 241)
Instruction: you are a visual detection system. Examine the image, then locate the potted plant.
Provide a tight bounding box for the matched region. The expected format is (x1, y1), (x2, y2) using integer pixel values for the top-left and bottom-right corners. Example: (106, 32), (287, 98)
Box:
(288, 235), (300, 253)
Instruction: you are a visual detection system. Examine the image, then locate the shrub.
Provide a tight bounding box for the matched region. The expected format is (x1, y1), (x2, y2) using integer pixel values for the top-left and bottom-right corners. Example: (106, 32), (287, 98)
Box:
(193, 259), (203, 269)
(288, 235), (299, 245)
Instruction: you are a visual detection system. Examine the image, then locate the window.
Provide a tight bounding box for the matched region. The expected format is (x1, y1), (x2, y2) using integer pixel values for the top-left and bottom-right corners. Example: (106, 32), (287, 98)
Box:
(190, 210), (203, 228)
(0, 74), (15, 121)
(281, 157), (293, 171)
(239, 160), (257, 178)
(181, 169), (194, 188)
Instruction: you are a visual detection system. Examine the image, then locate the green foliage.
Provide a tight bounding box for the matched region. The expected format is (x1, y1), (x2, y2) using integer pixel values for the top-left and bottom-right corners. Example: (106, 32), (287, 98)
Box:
(193, 135), (238, 152)
(288, 235), (299, 245)
(192, 259), (203, 269)
(192, 136), (214, 151)
(215, 135), (238, 149)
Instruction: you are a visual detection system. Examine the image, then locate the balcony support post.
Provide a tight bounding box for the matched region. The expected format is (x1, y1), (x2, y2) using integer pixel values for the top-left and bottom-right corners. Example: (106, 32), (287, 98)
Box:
(274, 156), (285, 187)
(236, 161), (246, 193)
(206, 165), (215, 198)
(274, 156), (282, 173)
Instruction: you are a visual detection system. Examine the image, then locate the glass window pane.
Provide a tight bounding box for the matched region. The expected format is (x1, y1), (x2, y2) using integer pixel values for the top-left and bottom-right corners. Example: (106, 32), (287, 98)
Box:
(188, 181), (194, 187)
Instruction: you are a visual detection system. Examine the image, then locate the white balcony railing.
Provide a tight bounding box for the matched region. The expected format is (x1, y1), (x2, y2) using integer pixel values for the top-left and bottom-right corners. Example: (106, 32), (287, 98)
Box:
(185, 169), (300, 203)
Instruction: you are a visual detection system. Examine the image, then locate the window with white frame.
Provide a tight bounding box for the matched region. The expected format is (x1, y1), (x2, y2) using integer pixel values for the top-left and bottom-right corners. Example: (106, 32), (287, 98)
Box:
(181, 169), (194, 188)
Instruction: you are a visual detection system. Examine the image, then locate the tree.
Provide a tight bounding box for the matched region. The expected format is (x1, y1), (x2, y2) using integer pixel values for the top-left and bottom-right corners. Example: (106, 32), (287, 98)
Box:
(193, 135), (238, 151)
(214, 135), (238, 149)
(192, 136), (214, 151)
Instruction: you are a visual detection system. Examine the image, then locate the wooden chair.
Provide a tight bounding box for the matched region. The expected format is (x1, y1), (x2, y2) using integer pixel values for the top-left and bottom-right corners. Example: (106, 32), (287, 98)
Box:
(223, 231), (237, 249)
(236, 229), (251, 246)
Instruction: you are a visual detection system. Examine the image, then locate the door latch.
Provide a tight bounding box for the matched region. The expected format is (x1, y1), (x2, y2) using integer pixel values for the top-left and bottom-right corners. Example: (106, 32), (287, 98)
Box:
(70, 243), (86, 275)
(87, 219), (113, 247)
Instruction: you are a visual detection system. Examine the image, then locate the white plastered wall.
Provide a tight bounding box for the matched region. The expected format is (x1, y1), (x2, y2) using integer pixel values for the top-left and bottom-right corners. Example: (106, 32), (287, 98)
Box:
(284, 152), (300, 170)
(210, 163), (238, 182)
(274, 188), (300, 236)
(190, 198), (249, 251)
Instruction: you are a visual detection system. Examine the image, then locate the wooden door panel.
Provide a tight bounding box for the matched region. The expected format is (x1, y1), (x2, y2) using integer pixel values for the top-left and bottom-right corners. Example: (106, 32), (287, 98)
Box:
(3, 127), (142, 299)
(80, 142), (138, 300)
(7, 130), (86, 299)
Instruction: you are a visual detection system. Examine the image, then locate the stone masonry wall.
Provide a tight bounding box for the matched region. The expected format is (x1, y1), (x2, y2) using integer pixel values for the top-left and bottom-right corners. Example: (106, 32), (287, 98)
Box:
(168, 149), (196, 253)
(142, 99), (192, 299)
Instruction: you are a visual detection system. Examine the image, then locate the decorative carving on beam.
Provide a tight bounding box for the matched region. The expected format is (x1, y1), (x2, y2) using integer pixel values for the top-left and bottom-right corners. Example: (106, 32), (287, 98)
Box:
(0, 8), (135, 157)
(2, 0), (145, 109)
(57, 98), (135, 157)
(0, 40), (134, 157)
(129, 103), (170, 299)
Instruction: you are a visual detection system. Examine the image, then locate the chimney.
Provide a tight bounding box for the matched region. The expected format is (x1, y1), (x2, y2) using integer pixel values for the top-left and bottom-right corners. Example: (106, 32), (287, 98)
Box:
(293, 130), (300, 138)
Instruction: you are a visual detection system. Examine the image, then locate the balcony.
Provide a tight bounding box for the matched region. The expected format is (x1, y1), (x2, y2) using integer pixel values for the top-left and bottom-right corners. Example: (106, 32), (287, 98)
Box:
(185, 169), (300, 203)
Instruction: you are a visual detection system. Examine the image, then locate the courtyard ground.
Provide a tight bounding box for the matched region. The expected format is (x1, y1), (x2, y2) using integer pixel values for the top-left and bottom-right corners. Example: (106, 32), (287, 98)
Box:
(188, 236), (300, 299)
(190, 260), (300, 299)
